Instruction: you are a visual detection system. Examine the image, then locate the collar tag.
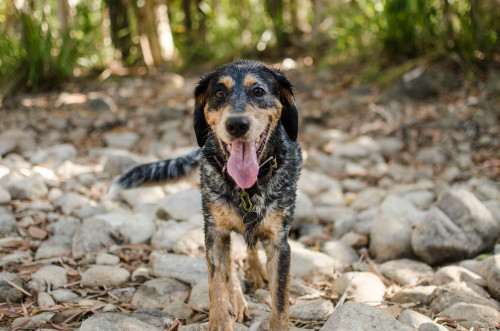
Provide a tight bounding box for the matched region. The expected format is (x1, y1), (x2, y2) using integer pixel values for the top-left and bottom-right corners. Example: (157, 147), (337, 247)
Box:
(240, 189), (253, 212)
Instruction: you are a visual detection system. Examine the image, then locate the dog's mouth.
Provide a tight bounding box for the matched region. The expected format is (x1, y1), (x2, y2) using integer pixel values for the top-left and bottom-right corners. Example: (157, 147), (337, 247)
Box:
(222, 126), (269, 189)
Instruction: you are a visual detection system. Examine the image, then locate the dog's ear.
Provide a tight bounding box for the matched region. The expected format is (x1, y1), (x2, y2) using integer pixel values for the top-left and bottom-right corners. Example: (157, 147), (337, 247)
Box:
(193, 72), (215, 147)
(270, 69), (298, 141)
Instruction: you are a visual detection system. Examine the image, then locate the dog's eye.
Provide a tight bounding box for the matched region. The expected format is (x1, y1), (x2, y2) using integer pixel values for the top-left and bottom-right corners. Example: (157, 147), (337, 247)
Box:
(215, 89), (225, 99)
(253, 87), (265, 97)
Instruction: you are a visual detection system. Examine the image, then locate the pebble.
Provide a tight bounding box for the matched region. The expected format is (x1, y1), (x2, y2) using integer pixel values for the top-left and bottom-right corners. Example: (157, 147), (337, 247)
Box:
(156, 189), (202, 221)
(6, 178), (48, 200)
(298, 169), (342, 198)
(379, 259), (433, 286)
(412, 188), (499, 265)
(332, 272), (386, 305)
(0, 188), (11, 203)
(475, 254), (500, 300)
(390, 285), (436, 305)
(290, 245), (336, 282)
(51, 289), (79, 302)
(402, 190), (435, 210)
(340, 231), (368, 248)
(289, 299), (334, 321)
(35, 235), (72, 260)
(163, 301), (194, 319)
(131, 278), (190, 309)
(37, 292), (55, 308)
(46, 216), (80, 236)
(172, 226), (205, 257)
(322, 241), (359, 269)
(129, 309), (174, 329)
(104, 132), (140, 149)
(54, 192), (94, 215)
(150, 252), (207, 285)
(320, 301), (412, 331)
(151, 219), (201, 250)
(350, 187), (387, 211)
(187, 280), (210, 311)
(432, 265), (485, 287)
(79, 312), (162, 331)
(369, 212), (413, 262)
(438, 302), (500, 330)
(72, 217), (116, 258)
(0, 207), (16, 234)
(11, 312), (55, 330)
(0, 272), (25, 302)
(315, 206), (356, 237)
(96, 253), (120, 266)
(29, 265), (68, 292)
(291, 191), (315, 230)
(119, 187), (165, 209)
(119, 212), (156, 244)
(429, 282), (500, 313)
(398, 309), (447, 330)
(81, 266), (130, 288)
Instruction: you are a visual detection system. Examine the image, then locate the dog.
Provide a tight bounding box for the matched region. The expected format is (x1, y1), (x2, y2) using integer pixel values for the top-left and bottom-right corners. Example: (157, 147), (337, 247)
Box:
(112, 60), (302, 330)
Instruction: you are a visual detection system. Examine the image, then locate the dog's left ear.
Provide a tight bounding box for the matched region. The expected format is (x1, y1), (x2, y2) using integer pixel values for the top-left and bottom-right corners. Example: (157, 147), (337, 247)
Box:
(270, 69), (298, 141)
(193, 72), (215, 147)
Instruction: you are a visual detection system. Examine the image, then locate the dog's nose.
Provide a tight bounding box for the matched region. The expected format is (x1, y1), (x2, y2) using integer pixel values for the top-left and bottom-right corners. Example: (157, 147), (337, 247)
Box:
(225, 116), (250, 137)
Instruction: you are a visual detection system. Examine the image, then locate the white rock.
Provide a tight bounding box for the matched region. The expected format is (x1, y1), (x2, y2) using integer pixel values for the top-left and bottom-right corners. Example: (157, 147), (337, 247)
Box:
(72, 218), (116, 258)
(35, 235), (72, 259)
(188, 280), (210, 311)
(0, 187), (11, 203)
(104, 132), (140, 149)
(81, 266), (130, 287)
(291, 191), (315, 231)
(475, 254), (500, 300)
(156, 189), (202, 221)
(120, 187), (165, 209)
(322, 241), (359, 269)
(131, 278), (190, 309)
(6, 178), (48, 200)
(54, 192), (94, 215)
(298, 169), (342, 198)
(37, 292), (55, 308)
(320, 301), (412, 331)
(290, 245), (335, 282)
(96, 253), (120, 266)
(51, 289), (79, 302)
(151, 218), (200, 250)
(350, 188), (387, 211)
(379, 259), (433, 286)
(150, 252), (207, 285)
(439, 302), (500, 330)
(432, 265), (485, 287)
(172, 226), (205, 257)
(369, 212), (413, 262)
(332, 272), (386, 305)
(289, 299), (334, 321)
(429, 282), (500, 313)
(398, 309), (447, 330)
(119, 212), (156, 244)
(29, 265), (68, 292)
(79, 312), (162, 331)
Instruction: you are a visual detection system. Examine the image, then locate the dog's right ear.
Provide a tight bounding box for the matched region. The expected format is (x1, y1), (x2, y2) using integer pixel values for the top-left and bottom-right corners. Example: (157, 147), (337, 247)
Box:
(193, 72), (215, 147)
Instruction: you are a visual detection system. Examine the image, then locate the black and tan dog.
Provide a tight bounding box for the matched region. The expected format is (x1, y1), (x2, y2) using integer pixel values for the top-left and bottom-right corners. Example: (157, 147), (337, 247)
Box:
(112, 60), (302, 330)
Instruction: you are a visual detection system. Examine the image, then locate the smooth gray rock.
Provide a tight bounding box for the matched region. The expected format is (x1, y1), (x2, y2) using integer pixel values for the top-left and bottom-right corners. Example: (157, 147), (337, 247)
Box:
(379, 259), (433, 286)
(320, 301), (412, 331)
(369, 213), (413, 262)
(0, 129), (36, 155)
(390, 286), (436, 305)
(402, 190), (435, 210)
(432, 265), (485, 287)
(0, 272), (25, 303)
(0, 207), (16, 234)
(119, 187), (165, 209)
(416, 147), (446, 167)
(35, 234), (72, 259)
(439, 302), (500, 330)
(29, 265), (68, 292)
(46, 216), (80, 236)
(298, 169), (342, 198)
(181, 322), (248, 331)
(104, 132), (140, 149)
(290, 245), (336, 282)
(103, 154), (138, 177)
(322, 241), (359, 269)
(0, 188), (11, 203)
(331, 272), (386, 305)
(315, 206), (356, 237)
(119, 212), (156, 244)
(81, 266), (130, 287)
(72, 218), (116, 258)
(51, 289), (79, 302)
(474, 254), (500, 300)
(291, 191), (315, 231)
(398, 309), (446, 330)
(29, 144), (78, 167)
(289, 299), (334, 321)
(11, 312), (55, 330)
(131, 278), (190, 309)
(6, 178), (48, 200)
(172, 226), (205, 257)
(129, 309), (174, 329)
(412, 188), (500, 265)
(95, 253), (120, 266)
(151, 219), (200, 251)
(79, 312), (162, 331)
(188, 280), (210, 311)
(340, 231), (368, 248)
(150, 252), (207, 285)
(156, 189), (202, 221)
(38, 292), (55, 308)
(163, 301), (194, 319)
(55, 192), (94, 215)
(350, 187), (387, 211)
(429, 282), (500, 313)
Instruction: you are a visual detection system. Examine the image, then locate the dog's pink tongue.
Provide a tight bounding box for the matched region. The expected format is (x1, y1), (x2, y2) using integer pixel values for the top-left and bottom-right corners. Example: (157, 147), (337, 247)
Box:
(227, 141), (259, 189)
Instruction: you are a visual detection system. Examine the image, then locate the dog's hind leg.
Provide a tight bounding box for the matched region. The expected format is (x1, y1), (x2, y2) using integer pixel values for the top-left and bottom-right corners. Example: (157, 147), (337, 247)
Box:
(245, 244), (268, 289)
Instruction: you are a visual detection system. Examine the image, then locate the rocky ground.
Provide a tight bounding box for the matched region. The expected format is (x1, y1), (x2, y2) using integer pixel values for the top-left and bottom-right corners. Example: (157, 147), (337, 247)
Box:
(0, 62), (499, 330)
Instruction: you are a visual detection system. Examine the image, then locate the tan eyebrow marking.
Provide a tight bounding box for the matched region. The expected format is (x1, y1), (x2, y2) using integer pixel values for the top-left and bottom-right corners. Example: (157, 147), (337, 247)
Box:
(243, 75), (257, 87)
(219, 76), (234, 89)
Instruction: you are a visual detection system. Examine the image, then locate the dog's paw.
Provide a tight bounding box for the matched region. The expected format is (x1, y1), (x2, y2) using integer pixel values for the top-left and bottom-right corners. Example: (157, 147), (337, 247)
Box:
(231, 286), (250, 323)
(246, 263), (267, 289)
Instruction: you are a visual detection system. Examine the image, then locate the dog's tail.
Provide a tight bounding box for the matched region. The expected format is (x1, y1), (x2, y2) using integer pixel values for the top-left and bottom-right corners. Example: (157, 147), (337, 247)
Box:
(109, 148), (201, 196)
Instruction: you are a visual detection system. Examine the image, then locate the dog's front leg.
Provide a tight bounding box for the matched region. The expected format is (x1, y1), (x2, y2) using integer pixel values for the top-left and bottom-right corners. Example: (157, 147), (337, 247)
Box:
(205, 223), (235, 331)
(262, 236), (291, 331)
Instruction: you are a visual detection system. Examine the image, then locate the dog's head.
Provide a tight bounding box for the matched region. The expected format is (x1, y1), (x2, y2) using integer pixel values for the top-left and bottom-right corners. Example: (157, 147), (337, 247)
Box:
(193, 60), (298, 189)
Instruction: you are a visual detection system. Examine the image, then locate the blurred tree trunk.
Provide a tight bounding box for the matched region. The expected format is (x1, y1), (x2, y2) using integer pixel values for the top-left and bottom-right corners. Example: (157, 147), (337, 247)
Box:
(264, 0), (290, 48)
(106, 0), (134, 63)
(56, 0), (69, 37)
(195, 0), (207, 43)
(2, 1), (18, 35)
(182, 0), (193, 46)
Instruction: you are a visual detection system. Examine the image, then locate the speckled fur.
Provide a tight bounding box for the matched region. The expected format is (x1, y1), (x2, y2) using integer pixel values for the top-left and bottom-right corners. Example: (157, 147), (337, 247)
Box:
(114, 60), (301, 331)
